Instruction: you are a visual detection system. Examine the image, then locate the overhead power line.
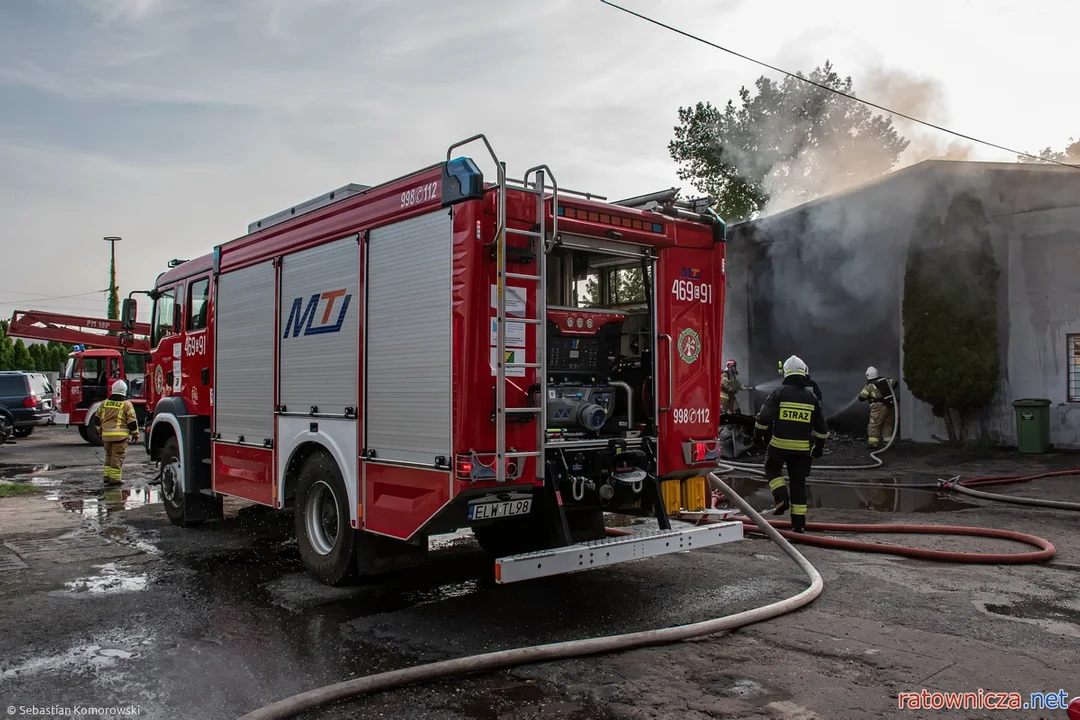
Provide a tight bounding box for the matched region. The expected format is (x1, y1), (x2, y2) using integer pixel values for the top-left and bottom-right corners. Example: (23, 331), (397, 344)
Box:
(0, 289), (107, 306)
(599, 0), (1080, 170)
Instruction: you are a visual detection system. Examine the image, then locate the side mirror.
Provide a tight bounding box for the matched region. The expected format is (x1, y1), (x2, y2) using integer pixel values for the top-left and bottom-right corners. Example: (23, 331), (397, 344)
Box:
(121, 298), (138, 330)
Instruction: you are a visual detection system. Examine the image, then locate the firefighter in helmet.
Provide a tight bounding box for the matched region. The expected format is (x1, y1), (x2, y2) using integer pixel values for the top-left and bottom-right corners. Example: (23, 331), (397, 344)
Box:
(859, 366), (898, 447)
(779, 359), (822, 403)
(96, 380), (140, 487)
(720, 359), (743, 414)
(754, 356), (828, 533)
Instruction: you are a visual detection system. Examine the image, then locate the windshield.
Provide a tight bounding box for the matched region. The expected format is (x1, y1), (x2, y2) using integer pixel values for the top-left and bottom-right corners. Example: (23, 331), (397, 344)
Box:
(62, 358), (75, 380)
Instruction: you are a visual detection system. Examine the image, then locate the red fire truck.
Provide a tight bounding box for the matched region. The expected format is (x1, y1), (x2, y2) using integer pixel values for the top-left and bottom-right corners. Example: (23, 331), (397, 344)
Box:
(122, 135), (743, 585)
(7, 310), (151, 445)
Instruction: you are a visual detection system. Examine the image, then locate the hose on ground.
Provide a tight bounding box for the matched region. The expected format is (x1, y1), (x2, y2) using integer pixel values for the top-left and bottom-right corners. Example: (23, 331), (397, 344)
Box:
(235, 473), (823, 720)
(940, 471), (1080, 512)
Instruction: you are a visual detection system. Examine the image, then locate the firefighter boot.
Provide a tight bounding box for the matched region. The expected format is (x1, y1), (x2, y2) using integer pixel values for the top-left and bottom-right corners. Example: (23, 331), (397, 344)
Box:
(790, 506), (807, 533)
(768, 476), (790, 515)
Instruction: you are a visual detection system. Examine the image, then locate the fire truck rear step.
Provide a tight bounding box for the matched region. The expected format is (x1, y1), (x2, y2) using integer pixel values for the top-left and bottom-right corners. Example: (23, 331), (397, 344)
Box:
(493, 522), (744, 584)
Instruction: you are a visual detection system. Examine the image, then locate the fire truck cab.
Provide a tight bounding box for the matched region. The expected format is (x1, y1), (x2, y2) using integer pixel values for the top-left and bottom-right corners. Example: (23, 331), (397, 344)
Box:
(126, 135), (743, 585)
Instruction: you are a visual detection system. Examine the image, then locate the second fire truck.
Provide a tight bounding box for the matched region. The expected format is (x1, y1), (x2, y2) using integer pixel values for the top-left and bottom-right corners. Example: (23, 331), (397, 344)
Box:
(124, 135), (743, 585)
(7, 310), (150, 445)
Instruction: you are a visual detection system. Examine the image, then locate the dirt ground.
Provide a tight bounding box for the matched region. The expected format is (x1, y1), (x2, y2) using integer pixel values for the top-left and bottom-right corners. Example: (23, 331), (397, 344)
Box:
(1, 426), (1079, 720)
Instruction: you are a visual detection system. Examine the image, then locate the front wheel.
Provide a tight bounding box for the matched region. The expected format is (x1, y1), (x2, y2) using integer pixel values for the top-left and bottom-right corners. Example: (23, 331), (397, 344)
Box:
(85, 416), (103, 446)
(294, 451), (357, 586)
(160, 437), (201, 527)
(0, 415), (12, 445)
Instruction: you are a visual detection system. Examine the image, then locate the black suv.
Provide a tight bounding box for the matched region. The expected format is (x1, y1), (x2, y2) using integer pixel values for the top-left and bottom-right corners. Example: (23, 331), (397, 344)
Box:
(0, 371), (55, 439)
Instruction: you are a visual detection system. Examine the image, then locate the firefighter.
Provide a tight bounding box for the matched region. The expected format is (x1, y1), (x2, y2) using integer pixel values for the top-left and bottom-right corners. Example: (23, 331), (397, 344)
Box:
(754, 355), (828, 533)
(720, 359), (743, 414)
(859, 366), (899, 448)
(97, 380), (139, 487)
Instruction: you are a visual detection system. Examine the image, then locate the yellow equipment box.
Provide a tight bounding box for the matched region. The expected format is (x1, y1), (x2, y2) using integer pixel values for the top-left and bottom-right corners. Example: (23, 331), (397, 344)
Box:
(682, 476), (708, 512)
(660, 478), (682, 514)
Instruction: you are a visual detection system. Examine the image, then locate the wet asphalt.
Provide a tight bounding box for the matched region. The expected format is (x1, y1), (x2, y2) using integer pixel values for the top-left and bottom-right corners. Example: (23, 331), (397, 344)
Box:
(2, 428), (1079, 719)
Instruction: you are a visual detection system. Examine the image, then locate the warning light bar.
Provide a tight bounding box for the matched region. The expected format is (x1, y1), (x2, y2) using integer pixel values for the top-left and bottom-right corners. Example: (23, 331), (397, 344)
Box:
(557, 205), (664, 234)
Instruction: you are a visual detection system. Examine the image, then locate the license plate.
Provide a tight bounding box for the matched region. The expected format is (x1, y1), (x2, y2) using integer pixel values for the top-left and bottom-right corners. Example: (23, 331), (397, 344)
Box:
(469, 498), (532, 520)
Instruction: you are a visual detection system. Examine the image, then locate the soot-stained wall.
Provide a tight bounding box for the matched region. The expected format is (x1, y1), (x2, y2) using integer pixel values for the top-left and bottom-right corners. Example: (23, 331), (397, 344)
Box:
(724, 160), (1080, 448)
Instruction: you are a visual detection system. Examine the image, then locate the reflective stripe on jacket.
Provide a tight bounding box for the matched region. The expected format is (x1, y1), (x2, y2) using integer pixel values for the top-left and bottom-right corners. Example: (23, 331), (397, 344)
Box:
(755, 379), (829, 453)
(97, 397), (137, 441)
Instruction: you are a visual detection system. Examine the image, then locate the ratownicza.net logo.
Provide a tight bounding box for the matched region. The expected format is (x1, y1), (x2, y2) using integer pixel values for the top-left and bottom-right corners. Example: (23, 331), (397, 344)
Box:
(898, 688), (1076, 711)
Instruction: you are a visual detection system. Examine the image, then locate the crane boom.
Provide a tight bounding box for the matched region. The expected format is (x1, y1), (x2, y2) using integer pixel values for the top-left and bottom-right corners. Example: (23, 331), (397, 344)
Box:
(8, 310), (152, 353)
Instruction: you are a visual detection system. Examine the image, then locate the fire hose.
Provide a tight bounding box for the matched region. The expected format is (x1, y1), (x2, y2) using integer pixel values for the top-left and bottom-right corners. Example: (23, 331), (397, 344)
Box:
(236, 473), (822, 720)
(940, 471), (1080, 512)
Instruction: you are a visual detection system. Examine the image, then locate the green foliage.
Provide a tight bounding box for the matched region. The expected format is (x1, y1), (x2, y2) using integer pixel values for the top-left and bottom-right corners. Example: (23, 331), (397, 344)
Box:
(1017, 137), (1080, 164)
(581, 267), (648, 308)
(0, 481), (42, 498)
(902, 191), (1000, 444)
(668, 61), (910, 221)
(0, 320), (72, 372)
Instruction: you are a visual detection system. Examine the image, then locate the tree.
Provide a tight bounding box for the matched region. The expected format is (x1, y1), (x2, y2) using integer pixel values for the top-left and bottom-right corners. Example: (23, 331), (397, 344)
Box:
(11, 340), (33, 371)
(669, 61), (910, 221)
(581, 267), (648, 308)
(1017, 137), (1080, 165)
(902, 191), (1000, 444)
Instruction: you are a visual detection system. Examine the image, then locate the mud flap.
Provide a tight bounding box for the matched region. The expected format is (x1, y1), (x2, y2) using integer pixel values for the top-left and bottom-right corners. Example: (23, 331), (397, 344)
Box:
(184, 492), (224, 523)
(644, 474), (672, 530)
(356, 532), (429, 577)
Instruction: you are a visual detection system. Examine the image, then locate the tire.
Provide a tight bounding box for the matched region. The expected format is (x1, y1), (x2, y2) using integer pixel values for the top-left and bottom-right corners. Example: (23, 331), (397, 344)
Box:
(294, 451), (357, 586)
(0, 414), (12, 445)
(77, 425), (89, 442)
(160, 437), (201, 527)
(12, 426), (34, 438)
(86, 416), (103, 446)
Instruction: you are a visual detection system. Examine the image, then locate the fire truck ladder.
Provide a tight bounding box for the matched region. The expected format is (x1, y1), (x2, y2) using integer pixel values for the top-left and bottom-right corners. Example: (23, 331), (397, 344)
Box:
(446, 136), (558, 488)
(8, 309), (152, 353)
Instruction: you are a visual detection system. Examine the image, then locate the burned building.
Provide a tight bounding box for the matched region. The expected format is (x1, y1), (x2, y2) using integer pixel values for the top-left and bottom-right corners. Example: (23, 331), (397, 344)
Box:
(724, 160), (1080, 448)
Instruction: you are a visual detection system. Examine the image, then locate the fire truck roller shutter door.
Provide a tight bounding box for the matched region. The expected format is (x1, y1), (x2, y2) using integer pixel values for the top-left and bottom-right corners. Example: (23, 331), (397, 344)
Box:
(365, 210), (453, 466)
(214, 261), (276, 445)
(278, 234), (360, 417)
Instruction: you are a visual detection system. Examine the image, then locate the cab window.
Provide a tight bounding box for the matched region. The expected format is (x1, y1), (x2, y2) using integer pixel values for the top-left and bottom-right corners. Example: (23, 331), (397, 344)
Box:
(62, 358), (75, 380)
(187, 277), (210, 331)
(152, 289), (176, 348)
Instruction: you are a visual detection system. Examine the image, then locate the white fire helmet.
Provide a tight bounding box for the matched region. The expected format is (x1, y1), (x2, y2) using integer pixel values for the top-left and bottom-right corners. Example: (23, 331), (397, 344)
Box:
(782, 355), (808, 377)
(865, 366), (880, 381)
(111, 380), (129, 397)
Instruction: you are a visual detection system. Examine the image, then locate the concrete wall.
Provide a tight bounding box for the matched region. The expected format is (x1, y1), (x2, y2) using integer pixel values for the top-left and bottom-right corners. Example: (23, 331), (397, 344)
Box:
(725, 161), (1080, 448)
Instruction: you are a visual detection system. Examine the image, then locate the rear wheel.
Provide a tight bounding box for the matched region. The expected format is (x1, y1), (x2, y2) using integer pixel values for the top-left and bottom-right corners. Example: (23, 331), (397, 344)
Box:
(12, 427), (34, 438)
(160, 437), (201, 527)
(0, 415), (12, 444)
(86, 416), (103, 446)
(294, 451), (357, 586)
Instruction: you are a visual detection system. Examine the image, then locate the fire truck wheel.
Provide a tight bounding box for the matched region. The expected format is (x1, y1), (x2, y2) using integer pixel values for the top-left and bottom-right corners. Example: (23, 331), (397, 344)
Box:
(77, 425), (89, 442)
(160, 437), (201, 527)
(86, 416), (103, 446)
(294, 451), (358, 586)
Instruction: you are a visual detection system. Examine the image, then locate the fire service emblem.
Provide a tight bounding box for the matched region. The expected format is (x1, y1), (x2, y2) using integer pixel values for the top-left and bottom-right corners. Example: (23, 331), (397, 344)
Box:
(678, 328), (700, 364)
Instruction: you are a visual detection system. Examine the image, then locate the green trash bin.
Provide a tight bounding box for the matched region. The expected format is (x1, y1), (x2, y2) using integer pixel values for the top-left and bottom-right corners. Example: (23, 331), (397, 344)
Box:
(1013, 398), (1051, 454)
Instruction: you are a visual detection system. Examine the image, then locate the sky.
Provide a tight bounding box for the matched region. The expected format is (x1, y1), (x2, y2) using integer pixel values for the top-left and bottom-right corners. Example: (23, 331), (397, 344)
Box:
(1, 0), (1077, 323)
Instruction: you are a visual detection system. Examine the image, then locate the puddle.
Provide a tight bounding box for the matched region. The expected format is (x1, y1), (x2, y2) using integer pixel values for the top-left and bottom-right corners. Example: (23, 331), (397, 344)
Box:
(0, 629), (148, 679)
(979, 599), (1080, 638)
(720, 477), (977, 513)
(0, 463), (65, 479)
(50, 562), (150, 597)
